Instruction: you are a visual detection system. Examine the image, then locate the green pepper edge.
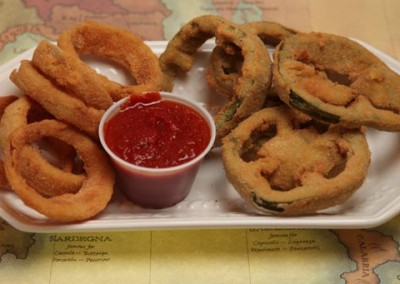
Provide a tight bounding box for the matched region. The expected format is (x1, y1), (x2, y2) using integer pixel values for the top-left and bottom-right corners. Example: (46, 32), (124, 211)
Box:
(276, 43), (340, 125)
(222, 66), (237, 75)
(289, 91), (341, 124)
(251, 192), (286, 212)
(224, 99), (241, 122)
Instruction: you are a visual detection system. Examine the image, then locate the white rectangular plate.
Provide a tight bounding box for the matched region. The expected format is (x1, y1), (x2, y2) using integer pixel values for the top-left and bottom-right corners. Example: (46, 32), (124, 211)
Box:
(1, 40), (400, 232)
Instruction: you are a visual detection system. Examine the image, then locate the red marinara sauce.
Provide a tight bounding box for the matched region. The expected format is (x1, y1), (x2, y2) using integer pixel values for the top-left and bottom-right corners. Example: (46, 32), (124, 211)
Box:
(104, 92), (211, 168)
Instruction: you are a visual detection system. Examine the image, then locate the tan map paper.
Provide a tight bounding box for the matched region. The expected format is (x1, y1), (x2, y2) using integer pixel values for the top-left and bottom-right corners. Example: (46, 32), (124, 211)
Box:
(0, 1), (400, 283)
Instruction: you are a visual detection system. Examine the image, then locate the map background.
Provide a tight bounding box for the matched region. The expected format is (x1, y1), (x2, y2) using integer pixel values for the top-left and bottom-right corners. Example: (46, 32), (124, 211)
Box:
(1, 0), (400, 283)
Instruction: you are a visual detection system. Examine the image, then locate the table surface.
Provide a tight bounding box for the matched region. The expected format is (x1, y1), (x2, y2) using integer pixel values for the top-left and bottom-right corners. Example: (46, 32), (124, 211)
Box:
(1, 1), (400, 284)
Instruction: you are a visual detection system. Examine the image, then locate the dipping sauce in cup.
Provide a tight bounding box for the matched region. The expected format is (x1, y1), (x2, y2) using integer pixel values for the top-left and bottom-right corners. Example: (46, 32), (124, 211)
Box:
(99, 92), (216, 209)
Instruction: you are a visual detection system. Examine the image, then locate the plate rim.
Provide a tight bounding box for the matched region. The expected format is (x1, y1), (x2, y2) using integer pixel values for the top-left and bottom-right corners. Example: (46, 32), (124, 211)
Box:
(0, 39), (400, 233)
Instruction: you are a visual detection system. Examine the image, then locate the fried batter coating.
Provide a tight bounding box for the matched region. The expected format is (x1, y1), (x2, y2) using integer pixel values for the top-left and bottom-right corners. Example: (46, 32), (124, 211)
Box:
(241, 21), (298, 45)
(222, 106), (370, 216)
(10, 60), (103, 139)
(206, 45), (240, 99)
(16, 144), (85, 197)
(159, 15), (228, 91)
(207, 21), (297, 99)
(0, 96), (86, 196)
(57, 21), (163, 101)
(4, 120), (114, 222)
(0, 160), (8, 190)
(0, 95), (18, 116)
(0, 95), (18, 189)
(159, 15), (272, 145)
(32, 41), (113, 110)
(0, 95), (20, 152)
(274, 32), (400, 131)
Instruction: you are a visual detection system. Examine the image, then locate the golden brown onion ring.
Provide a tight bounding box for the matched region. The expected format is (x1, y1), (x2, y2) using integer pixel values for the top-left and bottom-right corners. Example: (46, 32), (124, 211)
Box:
(16, 144), (85, 197)
(31, 41), (113, 110)
(222, 106), (370, 216)
(159, 15), (272, 145)
(273, 32), (400, 131)
(0, 160), (8, 190)
(0, 95), (18, 117)
(10, 60), (103, 139)
(0, 96), (42, 152)
(57, 21), (163, 101)
(4, 120), (114, 222)
(0, 95), (18, 189)
(0, 96), (86, 196)
(0, 97), (29, 152)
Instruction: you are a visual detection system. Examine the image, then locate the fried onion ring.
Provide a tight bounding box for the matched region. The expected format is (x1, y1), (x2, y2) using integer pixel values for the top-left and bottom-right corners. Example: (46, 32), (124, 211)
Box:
(273, 32), (400, 131)
(0, 96), (86, 196)
(0, 95), (18, 117)
(0, 96), (42, 152)
(0, 160), (8, 190)
(31, 41), (113, 110)
(159, 15), (272, 145)
(4, 120), (114, 222)
(10, 60), (103, 138)
(0, 95), (18, 189)
(222, 106), (370, 216)
(57, 21), (163, 101)
(16, 143), (84, 197)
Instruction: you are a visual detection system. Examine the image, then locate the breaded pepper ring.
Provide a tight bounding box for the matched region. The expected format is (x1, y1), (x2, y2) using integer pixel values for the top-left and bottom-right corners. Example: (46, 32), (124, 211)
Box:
(159, 15), (228, 91)
(0, 97), (86, 196)
(32, 41), (113, 110)
(57, 21), (163, 101)
(222, 106), (370, 216)
(207, 21), (297, 99)
(159, 15), (272, 145)
(4, 120), (114, 222)
(206, 45), (241, 99)
(242, 21), (298, 45)
(273, 32), (400, 131)
(10, 60), (103, 139)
